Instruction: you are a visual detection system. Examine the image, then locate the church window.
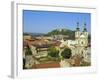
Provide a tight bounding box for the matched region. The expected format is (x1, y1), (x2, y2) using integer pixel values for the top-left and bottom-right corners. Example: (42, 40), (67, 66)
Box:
(81, 51), (83, 54)
(81, 41), (83, 44)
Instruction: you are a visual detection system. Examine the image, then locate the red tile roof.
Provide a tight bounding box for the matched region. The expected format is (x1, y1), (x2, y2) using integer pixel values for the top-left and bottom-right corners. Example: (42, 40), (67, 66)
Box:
(32, 62), (60, 69)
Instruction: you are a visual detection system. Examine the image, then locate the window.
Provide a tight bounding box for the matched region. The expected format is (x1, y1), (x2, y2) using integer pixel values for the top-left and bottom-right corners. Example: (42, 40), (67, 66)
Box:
(81, 41), (84, 44)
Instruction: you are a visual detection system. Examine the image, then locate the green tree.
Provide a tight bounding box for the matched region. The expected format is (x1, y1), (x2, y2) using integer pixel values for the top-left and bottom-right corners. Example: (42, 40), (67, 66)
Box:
(25, 45), (32, 55)
(61, 48), (72, 59)
(48, 46), (59, 58)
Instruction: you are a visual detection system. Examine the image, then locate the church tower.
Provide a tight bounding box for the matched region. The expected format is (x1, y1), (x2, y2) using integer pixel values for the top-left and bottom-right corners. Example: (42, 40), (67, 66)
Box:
(78, 23), (88, 47)
(82, 23), (88, 46)
(75, 22), (81, 45)
(82, 23), (88, 38)
(75, 22), (89, 56)
(75, 22), (81, 39)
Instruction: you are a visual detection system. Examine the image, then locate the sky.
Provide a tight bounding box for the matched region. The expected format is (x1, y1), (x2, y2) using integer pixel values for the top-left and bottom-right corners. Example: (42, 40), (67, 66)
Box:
(23, 10), (91, 33)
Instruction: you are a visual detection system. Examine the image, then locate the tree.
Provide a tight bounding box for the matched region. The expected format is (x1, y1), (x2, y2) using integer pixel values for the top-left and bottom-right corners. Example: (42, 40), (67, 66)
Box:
(23, 58), (26, 69)
(48, 46), (59, 58)
(61, 48), (72, 59)
(25, 45), (32, 55)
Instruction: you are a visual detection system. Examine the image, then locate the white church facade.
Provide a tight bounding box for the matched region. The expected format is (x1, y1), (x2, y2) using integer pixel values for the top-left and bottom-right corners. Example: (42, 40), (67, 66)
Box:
(60, 22), (91, 63)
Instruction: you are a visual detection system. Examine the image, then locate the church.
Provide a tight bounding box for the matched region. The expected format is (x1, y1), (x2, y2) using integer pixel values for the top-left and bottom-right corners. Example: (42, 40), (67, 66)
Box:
(60, 22), (91, 63)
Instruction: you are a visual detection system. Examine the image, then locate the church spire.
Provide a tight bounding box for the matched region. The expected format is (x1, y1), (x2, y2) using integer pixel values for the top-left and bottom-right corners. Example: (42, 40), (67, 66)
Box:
(83, 22), (87, 32)
(76, 22), (80, 31)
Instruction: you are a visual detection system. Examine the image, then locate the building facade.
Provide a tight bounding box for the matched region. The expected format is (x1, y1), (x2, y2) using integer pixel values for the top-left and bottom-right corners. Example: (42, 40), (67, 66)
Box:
(60, 22), (90, 63)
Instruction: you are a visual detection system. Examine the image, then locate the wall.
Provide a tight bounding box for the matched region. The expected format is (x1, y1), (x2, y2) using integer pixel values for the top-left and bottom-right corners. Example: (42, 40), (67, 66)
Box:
(0, 0), (100, 80)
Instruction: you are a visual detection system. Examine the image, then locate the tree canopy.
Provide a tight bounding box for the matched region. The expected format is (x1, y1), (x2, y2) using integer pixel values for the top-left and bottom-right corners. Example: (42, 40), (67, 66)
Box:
(25, 45), (32, 55)
(48, 46), (59, 58)
(61, 48), (72, 59)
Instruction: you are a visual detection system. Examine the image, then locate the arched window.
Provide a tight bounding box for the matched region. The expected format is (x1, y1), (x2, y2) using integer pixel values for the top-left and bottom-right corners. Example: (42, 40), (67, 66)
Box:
(81, 51), (83, 54)
(81, 41), (83, 44)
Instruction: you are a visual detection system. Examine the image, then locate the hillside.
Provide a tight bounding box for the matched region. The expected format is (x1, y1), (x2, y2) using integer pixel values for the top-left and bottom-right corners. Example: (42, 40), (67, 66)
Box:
(47, 28), (75, 39)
